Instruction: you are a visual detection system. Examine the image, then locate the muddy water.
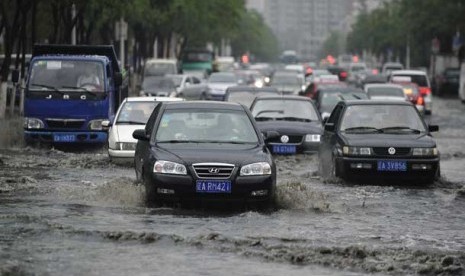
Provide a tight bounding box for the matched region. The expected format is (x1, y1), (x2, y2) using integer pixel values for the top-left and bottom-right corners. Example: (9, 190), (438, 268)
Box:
(1, 97), (465, 275)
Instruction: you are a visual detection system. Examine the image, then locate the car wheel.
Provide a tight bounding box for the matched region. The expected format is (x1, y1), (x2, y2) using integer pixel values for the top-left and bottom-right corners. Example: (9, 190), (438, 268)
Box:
(200, 93), (207, 100)
(142, 169), (158, 206)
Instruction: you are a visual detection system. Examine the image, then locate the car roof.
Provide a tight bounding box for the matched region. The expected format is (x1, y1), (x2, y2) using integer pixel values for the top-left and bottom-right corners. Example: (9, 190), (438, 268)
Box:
(364, 83), (404, 89)
(390, 70), (427, 76)
(254, 95), (311, 101)
(162, 101), (245, 111)
(125, 96), (183, 102)
(342, 100), (413, 106)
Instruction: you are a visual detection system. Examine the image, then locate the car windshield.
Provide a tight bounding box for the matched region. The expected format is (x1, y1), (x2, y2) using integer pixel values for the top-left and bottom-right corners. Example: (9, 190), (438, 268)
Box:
(340, 105), (426, 133)
(367, 87), (405, 97)
(252, 99), (319, 122)
(28, 60), (104, 92)
(145, 62), (176, 76)
(116, 101), (158, 124)
(272, 74), (301, 85)
(142, 77), (175, 90)
(209, 73), (237, 83)
(155, 110), (259, 144)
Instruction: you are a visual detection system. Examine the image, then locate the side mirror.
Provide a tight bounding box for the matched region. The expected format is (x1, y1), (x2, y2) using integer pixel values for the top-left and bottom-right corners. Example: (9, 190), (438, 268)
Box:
(101, 120), (111, 131)
(133, 129), (149, 141)
(12, 70), (20, 83)
(324, 122), (335, 132)
(428, 125), (439, 132)
(263, 130), (280, 141)
(114, 72), (123, 86)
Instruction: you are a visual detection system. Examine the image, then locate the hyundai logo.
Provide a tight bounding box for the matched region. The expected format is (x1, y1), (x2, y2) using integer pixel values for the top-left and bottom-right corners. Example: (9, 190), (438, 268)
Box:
(208, 168), (220, 174)
(388, 147), (396, 155)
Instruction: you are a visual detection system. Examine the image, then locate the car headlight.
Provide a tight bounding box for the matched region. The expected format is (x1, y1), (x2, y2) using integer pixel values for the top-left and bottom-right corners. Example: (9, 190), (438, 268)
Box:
(412, 147), (438, 156)
(115, 142), (137, 151)
(343, 146), (372, 156)
(139, 90), (145, 96)
(88, 119), (105, 130)
(240, 162), (272, 176)
(305, 134), (320, 142)
(24, 117), (44, 129)
(153, 160), (187, 175)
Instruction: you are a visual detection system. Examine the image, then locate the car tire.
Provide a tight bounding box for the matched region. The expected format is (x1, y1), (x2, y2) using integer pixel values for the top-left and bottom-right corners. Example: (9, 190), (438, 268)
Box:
(200, 93), (207, 100)
(142, 169), (158, 206)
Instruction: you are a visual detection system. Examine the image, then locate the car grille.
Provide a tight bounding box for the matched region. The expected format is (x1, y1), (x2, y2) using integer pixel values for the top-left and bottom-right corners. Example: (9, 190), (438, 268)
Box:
(46, 119), (85, 129)
(268, 135), (303, 144)
(373, 147), (411, 156)
(192, 163), (235, 179)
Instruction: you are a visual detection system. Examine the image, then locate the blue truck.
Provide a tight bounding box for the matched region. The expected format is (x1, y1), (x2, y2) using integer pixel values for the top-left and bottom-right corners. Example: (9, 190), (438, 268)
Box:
(19, 44), (127, 145)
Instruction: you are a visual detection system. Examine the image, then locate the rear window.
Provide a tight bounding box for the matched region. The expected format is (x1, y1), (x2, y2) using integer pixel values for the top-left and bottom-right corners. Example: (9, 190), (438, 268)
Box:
(393, 74), (429, 87)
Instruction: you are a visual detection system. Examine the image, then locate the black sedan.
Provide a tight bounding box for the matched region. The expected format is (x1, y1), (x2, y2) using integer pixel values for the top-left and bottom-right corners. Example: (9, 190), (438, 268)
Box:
(250, 95), (323, 154)
(319, 100), (440, 184)
(133, 101), (276, 207)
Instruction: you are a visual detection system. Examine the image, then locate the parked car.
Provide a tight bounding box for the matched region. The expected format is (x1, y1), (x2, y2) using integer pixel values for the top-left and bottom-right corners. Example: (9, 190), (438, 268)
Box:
(389, 70), (433, 114)
(139, 76), (177, 97)
(435, 67), (460, 96)
(133, 101), (276, 207)
(205, 72), (239, 100)
(224, 86), (279, 108)
(103, 97), (183, 162)
(165, 74), (208, 100)
(364, 83), (408, 101)
(319, 100), (440, 184)
(250, 95), (323, 154)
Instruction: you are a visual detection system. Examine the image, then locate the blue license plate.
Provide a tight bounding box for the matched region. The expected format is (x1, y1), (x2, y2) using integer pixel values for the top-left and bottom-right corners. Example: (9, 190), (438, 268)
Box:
(272, 145), (296, 154)
(377, 160), (407, 171)
(196, 180), (231, 193)
(53, 134), (76, 142)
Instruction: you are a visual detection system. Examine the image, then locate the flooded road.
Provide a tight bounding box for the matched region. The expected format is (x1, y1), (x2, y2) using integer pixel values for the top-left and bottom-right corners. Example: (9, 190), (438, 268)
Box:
(1, 97), (465, 275)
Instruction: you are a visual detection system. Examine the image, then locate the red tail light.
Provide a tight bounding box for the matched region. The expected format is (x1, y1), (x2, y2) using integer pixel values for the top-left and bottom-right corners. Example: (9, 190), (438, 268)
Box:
(419, 87), (431, 96)
(372, 69), (379, 75)
(340, 71), (347, 78)
(417, 96), (424, 106)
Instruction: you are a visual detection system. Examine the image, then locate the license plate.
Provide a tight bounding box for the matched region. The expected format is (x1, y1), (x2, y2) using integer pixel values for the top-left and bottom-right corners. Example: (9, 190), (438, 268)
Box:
(196, 180), (231, 193)
(53, 134), (76, 142)
(377, 160), (407, 171)
(272, 145), (296, 154)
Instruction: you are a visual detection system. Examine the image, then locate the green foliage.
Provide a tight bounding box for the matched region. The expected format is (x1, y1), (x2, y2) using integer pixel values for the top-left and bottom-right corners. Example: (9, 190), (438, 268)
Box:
(347, 0), (465, 66)
(320, 31), (345, 59)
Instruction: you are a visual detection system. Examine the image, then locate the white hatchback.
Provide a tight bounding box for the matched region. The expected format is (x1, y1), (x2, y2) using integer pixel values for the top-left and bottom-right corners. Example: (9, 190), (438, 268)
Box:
(103, 97), (183, 162)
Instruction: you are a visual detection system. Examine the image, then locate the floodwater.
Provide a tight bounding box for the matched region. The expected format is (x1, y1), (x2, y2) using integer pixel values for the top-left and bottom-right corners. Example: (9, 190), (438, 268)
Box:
(1, 97), (465, 275)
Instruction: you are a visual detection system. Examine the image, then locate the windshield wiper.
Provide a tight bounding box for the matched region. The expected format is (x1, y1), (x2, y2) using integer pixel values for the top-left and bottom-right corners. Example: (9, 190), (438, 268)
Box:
(255, 110), (284, 116)
(342, 126), (381, 133)
(116, 121), (145, 125)
(277, 116), (311, 122)
(379, 126), (422, 133)
(29, 83), (63, 94)
(255, 116), (275, 121)
(60, 86), (101, 97)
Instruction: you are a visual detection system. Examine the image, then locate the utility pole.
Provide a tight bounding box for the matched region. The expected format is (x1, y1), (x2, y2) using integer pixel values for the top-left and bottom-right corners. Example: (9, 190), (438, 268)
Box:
(119, 16), (125, 68)
(71, 3), (76, 45)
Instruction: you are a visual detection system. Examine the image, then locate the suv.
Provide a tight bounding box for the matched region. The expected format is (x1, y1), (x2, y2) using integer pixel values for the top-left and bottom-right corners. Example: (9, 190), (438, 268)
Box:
(389, 70), (432, 114)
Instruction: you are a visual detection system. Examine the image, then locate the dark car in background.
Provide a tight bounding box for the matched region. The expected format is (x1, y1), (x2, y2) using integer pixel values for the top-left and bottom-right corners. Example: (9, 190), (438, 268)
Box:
(314, 87), (367, 120)
(250, 95), (323, 154)
(133, 101), (276, 207)
(435, 67), (460, 96)
(327, 65), (348, 81)
(319, 100), (440, 184)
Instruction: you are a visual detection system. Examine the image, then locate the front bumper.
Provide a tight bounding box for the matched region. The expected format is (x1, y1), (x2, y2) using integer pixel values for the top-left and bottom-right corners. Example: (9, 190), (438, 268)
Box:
(24, 130), (107, 143)
(108, 149), (135, 159)
(147, 173), (275, 203)
(335, 156), (439, 182)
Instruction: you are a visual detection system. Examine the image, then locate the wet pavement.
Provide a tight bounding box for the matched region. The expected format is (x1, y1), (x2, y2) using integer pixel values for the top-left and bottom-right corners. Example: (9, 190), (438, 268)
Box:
(1, 97), (465, 275)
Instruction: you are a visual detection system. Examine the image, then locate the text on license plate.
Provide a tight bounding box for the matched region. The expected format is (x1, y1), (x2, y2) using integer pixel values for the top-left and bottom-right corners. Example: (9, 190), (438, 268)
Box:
(272, 145), (296, 154)
(377, 160), (407, 171)
(196, 180), (231, 193)
(53, 134), (76, 142)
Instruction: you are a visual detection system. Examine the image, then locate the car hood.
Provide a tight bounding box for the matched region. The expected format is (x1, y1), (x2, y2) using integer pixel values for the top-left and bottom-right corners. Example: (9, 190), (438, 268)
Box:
(154, 143), (270, 166)
(114, 125), (145, 143)
(256, 121), (323, 135)
(340, 133), (436, 147)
